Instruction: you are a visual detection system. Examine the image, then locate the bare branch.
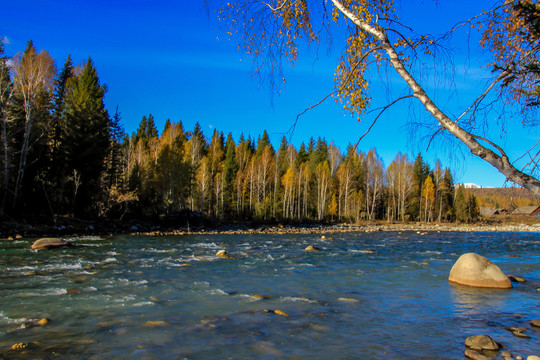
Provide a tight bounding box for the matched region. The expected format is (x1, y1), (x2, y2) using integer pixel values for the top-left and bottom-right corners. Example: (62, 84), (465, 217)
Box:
(288, 89), (338, 135)
(513, 137), (540, 165)
(456, 70), (509, 123)
(257, 0), (293, 12)
(354, 94), (414, 150)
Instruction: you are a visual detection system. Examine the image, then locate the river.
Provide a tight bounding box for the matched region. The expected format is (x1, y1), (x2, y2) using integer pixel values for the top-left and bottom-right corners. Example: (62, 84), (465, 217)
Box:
(1, 231), (539, 359)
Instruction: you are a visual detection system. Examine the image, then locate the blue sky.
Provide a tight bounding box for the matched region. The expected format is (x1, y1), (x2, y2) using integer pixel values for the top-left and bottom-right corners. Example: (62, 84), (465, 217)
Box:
(2, 0), (538, 187)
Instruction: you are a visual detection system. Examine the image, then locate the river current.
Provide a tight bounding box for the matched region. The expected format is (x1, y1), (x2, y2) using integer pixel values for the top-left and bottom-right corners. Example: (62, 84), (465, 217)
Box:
(0, 231), (539, 359)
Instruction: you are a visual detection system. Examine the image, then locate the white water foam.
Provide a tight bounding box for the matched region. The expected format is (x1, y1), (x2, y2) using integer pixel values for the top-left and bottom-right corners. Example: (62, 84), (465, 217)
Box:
(209, 289), (228, 296)
(0, 312), (27, 325)
(18, 288), (67, 297)
(193, 242), (222, 249)
(280, 296), (318, 303)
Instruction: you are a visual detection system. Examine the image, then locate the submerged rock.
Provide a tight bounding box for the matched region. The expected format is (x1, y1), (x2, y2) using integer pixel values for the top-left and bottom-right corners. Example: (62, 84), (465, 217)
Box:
(465, 349), (493, 360)
(449, 253), (512, 289)
(31, 238), (71, 250)
(507, 274), (526, 283)
(531, 319), (540, 328)
(304, 245), (321, 251)
(465, 335), (500, 351)
(143, 320), (168, 327)
(273, 309), (289, 317)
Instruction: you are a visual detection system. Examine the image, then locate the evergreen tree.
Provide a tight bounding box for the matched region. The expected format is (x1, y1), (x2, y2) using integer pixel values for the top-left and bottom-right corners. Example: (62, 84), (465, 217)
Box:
(62, 57), (110, 216)
(223, 133), (237, 217)
(255, 130), (273, 156)
(410, 153), (429, 220)
(297, 142), (308, 166)
(454, 186), (468, 222)
(277, 136), (289, 177)
(468, 194), (480, 222)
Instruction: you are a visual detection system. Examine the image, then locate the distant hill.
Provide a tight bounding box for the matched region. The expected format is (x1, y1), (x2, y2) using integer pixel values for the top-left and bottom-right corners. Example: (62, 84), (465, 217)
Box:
(459, 183), (483, 189)
(466, 186), (539, 210)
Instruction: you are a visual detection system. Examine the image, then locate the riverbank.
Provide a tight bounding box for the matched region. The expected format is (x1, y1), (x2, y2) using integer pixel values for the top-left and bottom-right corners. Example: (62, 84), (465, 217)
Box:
(2, 219), (539, 239)
(130, 222), (540, 237)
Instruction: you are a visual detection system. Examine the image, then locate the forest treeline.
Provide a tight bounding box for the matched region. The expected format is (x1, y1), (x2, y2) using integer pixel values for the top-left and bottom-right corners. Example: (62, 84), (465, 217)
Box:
(0, 41), (482, 224)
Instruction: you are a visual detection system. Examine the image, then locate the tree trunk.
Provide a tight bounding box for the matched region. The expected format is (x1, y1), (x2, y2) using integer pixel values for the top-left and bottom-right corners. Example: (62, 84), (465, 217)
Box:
(332, 0), (540, 196)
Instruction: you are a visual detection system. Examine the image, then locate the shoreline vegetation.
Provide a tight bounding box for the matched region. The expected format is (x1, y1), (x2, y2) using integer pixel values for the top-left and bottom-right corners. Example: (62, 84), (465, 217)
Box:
(2, 219), (539, 239)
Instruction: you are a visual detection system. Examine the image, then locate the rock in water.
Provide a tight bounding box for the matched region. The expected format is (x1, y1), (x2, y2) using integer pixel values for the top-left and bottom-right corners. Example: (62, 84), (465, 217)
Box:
(530, 319), (540, 328)
(304, 245), (321, 251)
(35, 318), (50, 326)
(215, 250), (236, 259)
(465, 349), (493, 360)
(31, 238), (71, 250)
(465, 335), (500, 351)
(449, 253), (512, 289)
(215, 250), (228, 257)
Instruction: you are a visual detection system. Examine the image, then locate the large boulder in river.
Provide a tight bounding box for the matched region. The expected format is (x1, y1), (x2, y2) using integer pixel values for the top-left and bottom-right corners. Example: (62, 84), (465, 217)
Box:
(31, 238), (71, 250)
(449, 253), (512, 289)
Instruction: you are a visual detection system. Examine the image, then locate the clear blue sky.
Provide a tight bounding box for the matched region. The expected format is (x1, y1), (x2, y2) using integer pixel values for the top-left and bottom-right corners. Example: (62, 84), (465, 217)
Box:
(2, 0), (537, 187)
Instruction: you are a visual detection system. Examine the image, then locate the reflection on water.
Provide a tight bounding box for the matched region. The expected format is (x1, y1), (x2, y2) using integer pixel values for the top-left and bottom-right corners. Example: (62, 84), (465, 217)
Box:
(0, 231), (539, 359)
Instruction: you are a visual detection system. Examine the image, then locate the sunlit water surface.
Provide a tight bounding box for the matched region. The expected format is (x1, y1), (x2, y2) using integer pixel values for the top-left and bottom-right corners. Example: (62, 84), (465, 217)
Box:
(1, 231), (539, 359)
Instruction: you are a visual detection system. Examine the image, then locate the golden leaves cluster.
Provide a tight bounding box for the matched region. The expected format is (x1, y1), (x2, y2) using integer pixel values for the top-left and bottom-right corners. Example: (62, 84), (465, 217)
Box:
(333, 0), (395, 119)
(481, 0), (540, 112)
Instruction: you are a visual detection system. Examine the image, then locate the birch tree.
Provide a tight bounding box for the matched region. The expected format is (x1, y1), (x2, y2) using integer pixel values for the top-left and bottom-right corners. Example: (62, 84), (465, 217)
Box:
(0, 41), (12, 212)
(11, 41), (55, 206)
(219, 0), (540, 195)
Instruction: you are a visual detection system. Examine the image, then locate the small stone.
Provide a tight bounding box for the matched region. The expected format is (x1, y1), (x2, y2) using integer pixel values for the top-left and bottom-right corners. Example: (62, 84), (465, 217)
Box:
(530, 319), (540, 328)
(31, 238), (71, 250)
(149, 296), (159, 301)
(507, 274), (526, 283)
(215, 250), (236, 259)
(501, 350), (514, 360)
(143, 320), (168, 327)
(10, 343), (28, 351)
(251, 295), (270, 300)
(422, 262), (430, 265)
(512, 331), (531, 339)
(35, 318), (50, 326)
(465, 349), (493, 360)
(273, 309), (289, 317)
(216, 250), (228, 257)
(527, 356), (540, 360)
(304, 245), (321, 251)
(15, 234), (22, 239)
(320, 235), (326, 240)
(465, 334), (500, 351)
(338, 297), (360, 302)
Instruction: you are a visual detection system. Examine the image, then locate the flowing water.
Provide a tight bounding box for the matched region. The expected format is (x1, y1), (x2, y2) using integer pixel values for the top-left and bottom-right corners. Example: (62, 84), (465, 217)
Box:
(0, 231), (539, 359)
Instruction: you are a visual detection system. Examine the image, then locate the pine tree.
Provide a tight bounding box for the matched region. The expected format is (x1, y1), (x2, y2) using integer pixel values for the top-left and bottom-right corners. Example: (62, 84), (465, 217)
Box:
(62, 57), (110, 216)
(454, 186), (468, 222)
(255, 130), (273, 156)
(223, 133), (237, 217)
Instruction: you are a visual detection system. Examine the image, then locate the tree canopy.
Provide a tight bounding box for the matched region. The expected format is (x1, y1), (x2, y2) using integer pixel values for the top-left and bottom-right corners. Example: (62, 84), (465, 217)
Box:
(218, 0), (540, 196)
